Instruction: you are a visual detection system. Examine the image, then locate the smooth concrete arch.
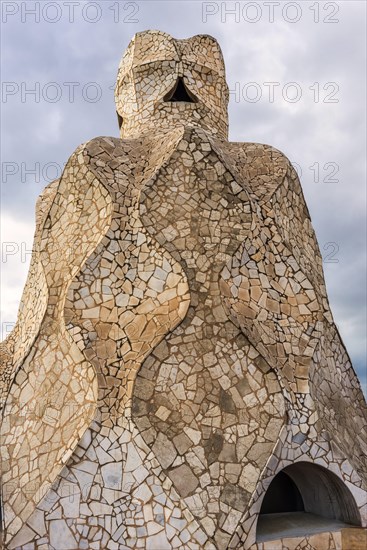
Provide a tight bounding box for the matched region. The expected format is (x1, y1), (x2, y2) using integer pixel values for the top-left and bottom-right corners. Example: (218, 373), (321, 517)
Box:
(280, 461), (361, 526)
(256, 461), (362, 543)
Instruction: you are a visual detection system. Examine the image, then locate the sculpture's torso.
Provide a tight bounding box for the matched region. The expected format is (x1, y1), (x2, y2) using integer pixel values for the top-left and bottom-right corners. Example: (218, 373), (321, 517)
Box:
(59, 129), (286, 544)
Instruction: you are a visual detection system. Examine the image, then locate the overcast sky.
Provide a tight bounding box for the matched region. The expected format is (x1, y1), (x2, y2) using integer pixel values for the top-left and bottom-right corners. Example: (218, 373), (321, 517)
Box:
(1, 0), (366, 393)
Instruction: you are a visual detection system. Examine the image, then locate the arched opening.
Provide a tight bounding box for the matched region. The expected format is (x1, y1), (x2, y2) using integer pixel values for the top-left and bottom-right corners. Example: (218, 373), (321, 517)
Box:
(260, 471), (304, 514)
(256, 462), (361, 543)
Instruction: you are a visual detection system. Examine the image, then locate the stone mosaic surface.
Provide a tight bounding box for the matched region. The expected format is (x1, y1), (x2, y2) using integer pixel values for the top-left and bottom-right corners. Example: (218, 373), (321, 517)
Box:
(1, 30), (366, 549)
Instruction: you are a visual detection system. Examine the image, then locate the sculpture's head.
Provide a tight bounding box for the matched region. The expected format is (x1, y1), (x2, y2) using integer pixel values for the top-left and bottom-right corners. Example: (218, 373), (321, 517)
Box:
(115, 30), (229, 139)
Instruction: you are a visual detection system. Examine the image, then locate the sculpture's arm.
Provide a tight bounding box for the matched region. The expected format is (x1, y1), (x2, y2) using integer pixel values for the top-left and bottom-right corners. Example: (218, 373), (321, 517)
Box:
(0, 179), (59, 408)
(271, 154), (367, 474)
(275, 155), (367, 472)
(219, 142), (366, 476)
(212, 140), (318, 392)
(1, 141), (113, 539)
(0, 180), (59, 539)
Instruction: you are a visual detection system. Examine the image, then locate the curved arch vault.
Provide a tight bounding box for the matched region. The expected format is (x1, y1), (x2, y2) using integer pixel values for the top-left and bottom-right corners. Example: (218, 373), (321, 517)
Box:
(256, 462), (361, 544)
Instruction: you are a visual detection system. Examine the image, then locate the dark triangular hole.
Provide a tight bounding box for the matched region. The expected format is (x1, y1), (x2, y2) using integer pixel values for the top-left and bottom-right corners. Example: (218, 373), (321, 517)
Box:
(117, 112), (123, 129)
(163, 77), (198, 103)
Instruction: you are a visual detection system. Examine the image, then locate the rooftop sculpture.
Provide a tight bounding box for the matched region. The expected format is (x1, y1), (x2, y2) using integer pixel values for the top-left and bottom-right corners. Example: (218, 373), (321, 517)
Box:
(1, 30), (366, 550)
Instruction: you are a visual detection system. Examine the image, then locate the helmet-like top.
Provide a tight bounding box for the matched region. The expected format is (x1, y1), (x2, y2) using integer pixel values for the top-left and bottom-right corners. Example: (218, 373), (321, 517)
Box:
(115, 30), (229, 139)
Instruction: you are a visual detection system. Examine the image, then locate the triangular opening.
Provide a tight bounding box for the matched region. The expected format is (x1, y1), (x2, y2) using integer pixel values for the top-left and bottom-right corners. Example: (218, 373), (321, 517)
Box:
(163, 77), (198, 103)
(117, 112), (123, 129)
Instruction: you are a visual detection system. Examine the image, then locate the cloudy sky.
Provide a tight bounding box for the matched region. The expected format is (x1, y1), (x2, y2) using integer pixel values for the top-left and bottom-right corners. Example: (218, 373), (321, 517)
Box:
(1, 0), (366, 392)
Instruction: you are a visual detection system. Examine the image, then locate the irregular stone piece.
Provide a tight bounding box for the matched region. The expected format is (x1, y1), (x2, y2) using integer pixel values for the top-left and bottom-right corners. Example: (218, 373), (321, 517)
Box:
(49, 520), (78, 549)
(168, 464), (199, 498)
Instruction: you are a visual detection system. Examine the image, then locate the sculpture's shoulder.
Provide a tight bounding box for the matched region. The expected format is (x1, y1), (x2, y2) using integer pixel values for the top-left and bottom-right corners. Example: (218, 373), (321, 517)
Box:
(223, 140), (293, 204)
(67, 134), (180, 196)
(82, 135), (141, 160)
(36, 178), (59, 229)
(73, 135), (146, 177)
(35, 131), (176, 235)
(217, 139), (314, 233)
(37, 137), (144, 204)
(37, 136), (150, 216)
